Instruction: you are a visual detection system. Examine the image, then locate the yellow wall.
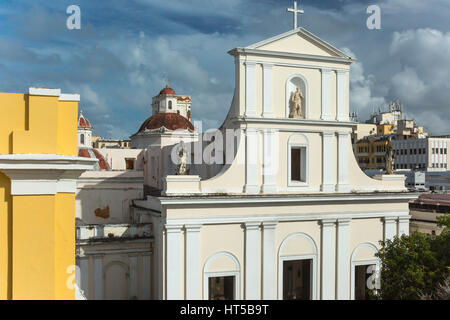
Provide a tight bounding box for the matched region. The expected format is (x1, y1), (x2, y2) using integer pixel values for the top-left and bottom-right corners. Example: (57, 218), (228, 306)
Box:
(0, 90), (79, 299)
(0, 173), (11, 300)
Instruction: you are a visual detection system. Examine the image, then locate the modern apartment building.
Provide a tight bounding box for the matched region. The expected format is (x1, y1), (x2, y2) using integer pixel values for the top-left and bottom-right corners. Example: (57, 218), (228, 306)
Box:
(391, 136), (449, 171)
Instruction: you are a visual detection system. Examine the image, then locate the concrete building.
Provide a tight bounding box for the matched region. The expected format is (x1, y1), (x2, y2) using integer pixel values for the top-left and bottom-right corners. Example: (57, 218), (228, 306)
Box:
(391, 136), (449, 171)
(75, 112), (151, 300)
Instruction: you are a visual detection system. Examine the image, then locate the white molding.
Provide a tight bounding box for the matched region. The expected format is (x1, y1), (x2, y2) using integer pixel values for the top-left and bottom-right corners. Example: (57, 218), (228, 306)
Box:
(336, 132), (350, 192)
(158, 194), (418, 206)
(245, 61), (256, 117)
(93, 255), (104, 300)
(286, 74), (309, 119)
(262, 221), (277, 300)
(321, 68), (332, 120)
(129, 255), (138, 299)
(398, 215), (411, 236)
(231, 49), (354, 65)
(244, 128), (259, 194)
(242, 28), (353, 60)
(78, 257), (89, 300)
(234, 117), (356, 128)
(166, 211), (410, 228)
(262, 63), (273, 118)
(278, 232), (318, 300)
(320, 219), (336, 300)
(165, 225), (182, 299)
(321, 132), (335, 192)
(203, 252), (241, 300)
(0, 154), (96, 195)
(336, 70), (348, 121)
(142, 254), (151, 300)
(336, 218), (351, 300)
(59, 93), (80, 101)
(244, 222), (260, 299)
(261, 129), (277, 193)
(383, 216), (397, 241)
(185, 224), (202, 300)
(234, 59), (350, 72)
(28, 87), (61, 96)
(78, 247), (152, 256)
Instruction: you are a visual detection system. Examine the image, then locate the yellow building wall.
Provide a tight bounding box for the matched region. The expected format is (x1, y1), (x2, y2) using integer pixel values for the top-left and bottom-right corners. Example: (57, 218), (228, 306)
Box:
(54, 193), (76, 299)
(0, 90), (79, 300)
(0, 173), (11, 300)
(12, 195), (56, 300)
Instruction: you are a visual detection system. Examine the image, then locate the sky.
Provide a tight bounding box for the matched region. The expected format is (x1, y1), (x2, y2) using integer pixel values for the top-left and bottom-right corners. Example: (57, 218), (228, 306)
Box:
(0, 0), (449, 138)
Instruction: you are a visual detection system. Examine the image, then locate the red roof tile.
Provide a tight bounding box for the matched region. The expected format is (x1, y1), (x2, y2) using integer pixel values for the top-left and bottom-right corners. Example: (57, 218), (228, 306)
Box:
(137, 112), (194, 133)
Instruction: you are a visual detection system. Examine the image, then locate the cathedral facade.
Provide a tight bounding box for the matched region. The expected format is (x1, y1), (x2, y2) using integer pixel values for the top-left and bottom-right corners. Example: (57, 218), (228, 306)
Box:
(129, 28), (416, 300)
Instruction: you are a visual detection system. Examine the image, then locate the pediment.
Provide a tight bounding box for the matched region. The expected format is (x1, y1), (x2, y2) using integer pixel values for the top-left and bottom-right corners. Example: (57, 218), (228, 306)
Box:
(245, 28), (352, 59)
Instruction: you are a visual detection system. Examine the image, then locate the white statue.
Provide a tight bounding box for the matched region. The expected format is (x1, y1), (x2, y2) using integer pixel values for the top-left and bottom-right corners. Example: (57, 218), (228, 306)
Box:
(176, 142), (188, 175)
(289, 87), (304, 118)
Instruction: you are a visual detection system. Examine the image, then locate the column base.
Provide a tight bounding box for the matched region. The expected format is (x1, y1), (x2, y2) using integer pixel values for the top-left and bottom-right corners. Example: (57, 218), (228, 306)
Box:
(321, 184), (335, 193)
(244, 184), (259, 194)
(336, 184), (350, 193)
(261, 184), (277, 194)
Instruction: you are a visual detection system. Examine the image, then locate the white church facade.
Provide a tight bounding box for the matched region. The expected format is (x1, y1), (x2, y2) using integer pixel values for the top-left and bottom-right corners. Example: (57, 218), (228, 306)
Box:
(129, 26), (417, 300)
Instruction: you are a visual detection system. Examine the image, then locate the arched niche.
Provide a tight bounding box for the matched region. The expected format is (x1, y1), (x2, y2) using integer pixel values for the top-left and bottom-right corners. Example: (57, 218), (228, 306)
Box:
(286, 74), (309, 119)
(103, 261), (130, 300)
(203, 251), (241, 300)
(278, 232), (318, 300)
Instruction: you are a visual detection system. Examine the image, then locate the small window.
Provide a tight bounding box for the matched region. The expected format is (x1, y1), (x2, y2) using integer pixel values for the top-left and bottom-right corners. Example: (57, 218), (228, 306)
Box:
(125, 159), (135, 170)
(355, 264), (376, 300)
(283, 259), (312, 300)
(208, 276), (235, 300)
(290, 146), (306, 183)
(80, 134), (85, 145)
(168, 100), (172, 110)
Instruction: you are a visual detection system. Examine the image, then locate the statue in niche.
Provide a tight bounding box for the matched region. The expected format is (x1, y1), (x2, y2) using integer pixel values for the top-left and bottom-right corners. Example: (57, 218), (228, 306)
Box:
(289, 87), (304, 119)
(385, 144), (395, 175)
(176, 142), (188, 175)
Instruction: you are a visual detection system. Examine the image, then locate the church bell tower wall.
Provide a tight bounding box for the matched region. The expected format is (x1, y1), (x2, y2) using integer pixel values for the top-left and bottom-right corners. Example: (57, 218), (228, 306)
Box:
(0, 88), (95, 299)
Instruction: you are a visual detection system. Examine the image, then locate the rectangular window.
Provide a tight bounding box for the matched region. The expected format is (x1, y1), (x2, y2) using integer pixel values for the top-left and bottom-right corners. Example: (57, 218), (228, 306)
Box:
(283, 259), (312, 300)
(355, 264), (376, 300)
(208, 276), (235, 300)
(290, 147), (306, 183)
(125, 158), (135, 170)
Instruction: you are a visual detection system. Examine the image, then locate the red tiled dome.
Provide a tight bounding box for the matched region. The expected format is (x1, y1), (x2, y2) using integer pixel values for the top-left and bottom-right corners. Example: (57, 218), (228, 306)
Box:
(138, 112), (194, 133)
(78, 113), (92, 129)
(159, 84), (176, 95)
(78, 148), (109, 170)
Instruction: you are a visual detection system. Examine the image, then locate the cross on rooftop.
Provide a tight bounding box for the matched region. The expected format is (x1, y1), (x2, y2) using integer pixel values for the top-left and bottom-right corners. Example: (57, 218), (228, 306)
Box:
(286, 1), (304, 30)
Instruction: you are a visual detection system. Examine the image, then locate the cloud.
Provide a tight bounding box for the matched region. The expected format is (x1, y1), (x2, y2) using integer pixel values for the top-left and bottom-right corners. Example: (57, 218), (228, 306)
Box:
(341, 48), (386, 117)
(384, 28), (450, 134)
(1, 0), (450, 138)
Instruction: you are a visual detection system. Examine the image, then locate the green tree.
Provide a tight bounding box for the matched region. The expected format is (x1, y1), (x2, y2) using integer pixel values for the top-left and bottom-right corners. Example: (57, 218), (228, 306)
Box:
(374, 213), (450, 300)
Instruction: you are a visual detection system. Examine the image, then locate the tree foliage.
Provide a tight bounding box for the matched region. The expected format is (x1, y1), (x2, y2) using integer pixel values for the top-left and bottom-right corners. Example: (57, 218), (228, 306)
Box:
(374, 214), (450, 300)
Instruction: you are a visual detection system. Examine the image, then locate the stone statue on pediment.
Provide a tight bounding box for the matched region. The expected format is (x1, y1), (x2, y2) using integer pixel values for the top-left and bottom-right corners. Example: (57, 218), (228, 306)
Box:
(385, 144), (395, 174)
(176, 142), (188, 175)
(289, 87), (304, 118)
